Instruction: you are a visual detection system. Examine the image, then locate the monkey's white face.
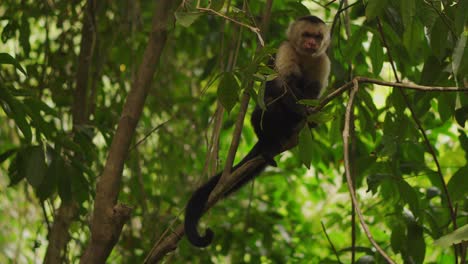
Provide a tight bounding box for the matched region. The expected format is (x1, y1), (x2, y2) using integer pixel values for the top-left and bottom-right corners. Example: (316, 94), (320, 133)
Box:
(288, 21), (330, 57)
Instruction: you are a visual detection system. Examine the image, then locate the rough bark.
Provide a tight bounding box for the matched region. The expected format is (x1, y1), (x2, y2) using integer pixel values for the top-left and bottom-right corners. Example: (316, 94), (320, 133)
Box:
(79, 1), (180, 263)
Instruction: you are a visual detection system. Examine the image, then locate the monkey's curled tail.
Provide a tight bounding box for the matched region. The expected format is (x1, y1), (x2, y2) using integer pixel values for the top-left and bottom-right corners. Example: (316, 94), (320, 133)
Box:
(184, 143), (268, 247)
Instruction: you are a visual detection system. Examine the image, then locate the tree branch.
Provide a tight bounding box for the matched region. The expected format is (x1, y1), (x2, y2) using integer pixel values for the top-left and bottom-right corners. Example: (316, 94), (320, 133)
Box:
(342, 80), (396, 264)
(79, 1), (180, 263)
(311, 76), (468, 114)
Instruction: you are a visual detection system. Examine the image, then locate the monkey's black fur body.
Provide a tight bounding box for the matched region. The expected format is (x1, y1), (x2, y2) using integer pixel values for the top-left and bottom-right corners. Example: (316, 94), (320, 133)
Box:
(184, 15), (330, 248)
(185, 77), (321, 247)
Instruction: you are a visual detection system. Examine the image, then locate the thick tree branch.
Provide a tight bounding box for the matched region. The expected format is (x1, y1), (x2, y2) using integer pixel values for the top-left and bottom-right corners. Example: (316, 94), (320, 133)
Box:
(79, 1), (180, 263)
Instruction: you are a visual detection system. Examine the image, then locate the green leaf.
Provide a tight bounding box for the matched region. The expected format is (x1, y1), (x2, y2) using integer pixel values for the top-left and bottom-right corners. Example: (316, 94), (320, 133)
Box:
(420, 56), (443, 85)
(407, 223), (426, 264)
(365, 0), (390, 20)
(451, 32), (466, 76)
(217, 72), (240, 113)
(0, 86), (32, 142)
(454, 0), (468, 35)
(455, 106), (468, 127)
(430, 17), (449, 60)
(23, 98), (58, 117)
(403, 20), (423, 59)
(24, 145), (47, 188)
(8, 152), (25, 186)
(71, 166), (89, 204)
(36, 155), (62, 201)
(58, 163), (73, 203)
(459, 130), (468, 160)
(257, 82), (266, 110)
(0, 148), (17, 164)
(1, 20), (18, 43)
(447, 166), (468, 201)
(369, 34), (384, 76)
(19, 15), (31, 57)
(307, 111), (334, 124)
(390, 221), (406, 253)
(175, 12), (202, 27)
(344, 27), (367, 62)
(400, 0), (415, 29)
(0, 53), (27, 75)
(356, 255), (375, 264)
(298, 126), (313, 169)
(286, 2), (311, 17)
(438, 93), (456, 123)
(398, 180), (421, 218)
(298, 99), (319, 107)
(210, 0), (225, 11)
(23, 100), (56, 139)
(434, 224), (468, 247)
(417, 2), (438, 27)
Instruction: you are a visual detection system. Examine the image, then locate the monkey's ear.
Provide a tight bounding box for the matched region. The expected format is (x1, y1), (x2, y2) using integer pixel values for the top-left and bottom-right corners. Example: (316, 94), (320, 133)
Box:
(286, 20), (300, 40)
(286, 23), (293, 40)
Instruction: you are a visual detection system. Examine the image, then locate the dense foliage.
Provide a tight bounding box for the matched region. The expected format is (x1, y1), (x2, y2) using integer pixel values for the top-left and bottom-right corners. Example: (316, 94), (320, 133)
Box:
(0, 0), (467, 263)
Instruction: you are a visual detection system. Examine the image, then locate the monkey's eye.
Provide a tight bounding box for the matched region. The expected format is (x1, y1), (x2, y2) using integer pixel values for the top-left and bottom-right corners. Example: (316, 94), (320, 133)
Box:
(302, 32), (323, 40)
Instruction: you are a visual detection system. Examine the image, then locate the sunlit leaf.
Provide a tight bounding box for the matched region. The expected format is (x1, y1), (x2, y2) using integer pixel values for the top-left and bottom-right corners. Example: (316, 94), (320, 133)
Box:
(451, 32), (466, 76)
(175, 12), (202, 27)
(0, 53), (27, 75)
(434, 224), (468, 247)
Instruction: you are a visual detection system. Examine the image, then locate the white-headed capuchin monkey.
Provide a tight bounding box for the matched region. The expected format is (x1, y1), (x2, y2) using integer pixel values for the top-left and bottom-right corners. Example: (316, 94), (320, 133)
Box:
(185, 15), (331, 247)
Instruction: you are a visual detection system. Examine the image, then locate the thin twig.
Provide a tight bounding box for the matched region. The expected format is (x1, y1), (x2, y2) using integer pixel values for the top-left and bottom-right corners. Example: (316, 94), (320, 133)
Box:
(218, 0), (273, 185)
(196, 7), (264, 46)
(310, 76), (468, 114)
(310, 0), (332, 9)
(342, 80), (396, 264)
(321, 221), (343, 264)
(130, 118), (172, 151)
(325, 0), (338, 7)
